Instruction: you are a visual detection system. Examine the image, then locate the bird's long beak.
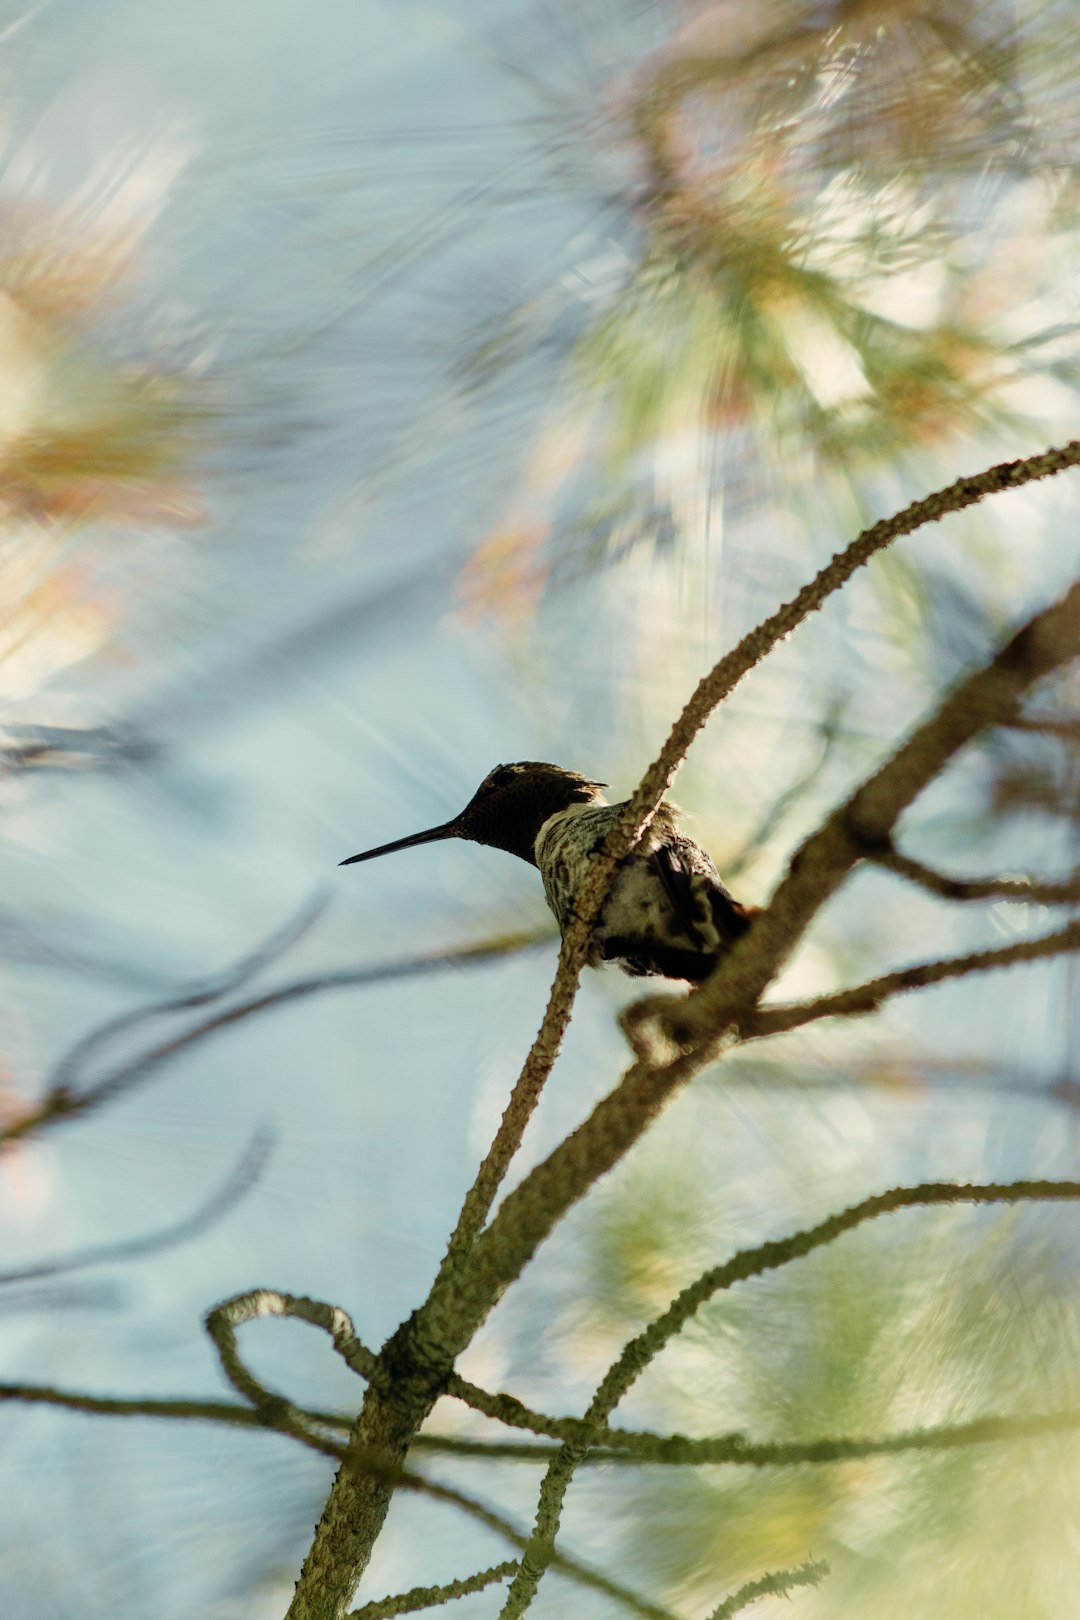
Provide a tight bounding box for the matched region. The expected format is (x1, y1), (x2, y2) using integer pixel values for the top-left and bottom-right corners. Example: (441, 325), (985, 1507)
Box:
(339, 819), (460, 867)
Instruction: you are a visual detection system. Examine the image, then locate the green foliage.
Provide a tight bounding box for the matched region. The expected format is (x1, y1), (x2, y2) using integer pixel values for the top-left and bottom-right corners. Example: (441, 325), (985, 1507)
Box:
(582, 1134), (1080, 1619)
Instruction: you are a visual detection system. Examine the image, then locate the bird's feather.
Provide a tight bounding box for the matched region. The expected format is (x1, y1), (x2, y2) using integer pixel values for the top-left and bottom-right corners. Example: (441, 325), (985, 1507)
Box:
(535, 798), (752, 981)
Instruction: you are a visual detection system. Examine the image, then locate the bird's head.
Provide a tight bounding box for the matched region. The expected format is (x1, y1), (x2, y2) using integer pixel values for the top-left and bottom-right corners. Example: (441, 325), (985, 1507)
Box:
(340, 761), (607, 869)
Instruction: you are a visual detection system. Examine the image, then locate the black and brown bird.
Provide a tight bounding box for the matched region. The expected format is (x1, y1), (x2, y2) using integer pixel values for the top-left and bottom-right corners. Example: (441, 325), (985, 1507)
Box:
(340, 761), (754, 982)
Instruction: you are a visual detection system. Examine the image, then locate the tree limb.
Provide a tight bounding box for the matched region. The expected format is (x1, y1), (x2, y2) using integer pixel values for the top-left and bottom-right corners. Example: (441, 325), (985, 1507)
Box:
(5, 1376), (1078, 1471)
(874, 845), (1080, 904)
(350, 1562), (516, 1620)
(666, 572), (1080, 1049)
(205, 1289), (381, 1404)
(751, 921), (1080, 1037)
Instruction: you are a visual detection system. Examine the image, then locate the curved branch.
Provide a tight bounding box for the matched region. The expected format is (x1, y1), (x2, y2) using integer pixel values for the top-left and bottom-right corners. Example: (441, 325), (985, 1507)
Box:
(205, 1289), (381, 1407)
(584, 1176), (1080, 1429)
(201, 1293), (674, 1615)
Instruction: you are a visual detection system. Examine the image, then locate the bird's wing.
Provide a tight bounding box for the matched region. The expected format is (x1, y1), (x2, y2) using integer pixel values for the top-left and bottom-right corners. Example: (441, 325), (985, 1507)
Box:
(650, 836), (753, 954)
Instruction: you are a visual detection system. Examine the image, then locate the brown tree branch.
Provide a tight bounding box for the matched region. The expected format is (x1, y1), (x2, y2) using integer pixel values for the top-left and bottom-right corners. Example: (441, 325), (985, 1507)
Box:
(6, 1376), (1079, 1473)
(350, 1562), (516, 1620)
(874, 844), (1080, 904)
(751, 921), (1080, 1038)
(205, 1289), (381, 1405)
(659, 571), (1080, 1052)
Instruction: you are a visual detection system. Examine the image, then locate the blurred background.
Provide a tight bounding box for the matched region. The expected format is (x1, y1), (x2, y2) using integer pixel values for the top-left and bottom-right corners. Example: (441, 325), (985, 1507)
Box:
(1, 1), (1080, 1615)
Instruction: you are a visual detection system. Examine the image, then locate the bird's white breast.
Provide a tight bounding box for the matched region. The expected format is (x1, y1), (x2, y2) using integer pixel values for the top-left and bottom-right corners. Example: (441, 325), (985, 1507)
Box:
(533, 801), (685, 964)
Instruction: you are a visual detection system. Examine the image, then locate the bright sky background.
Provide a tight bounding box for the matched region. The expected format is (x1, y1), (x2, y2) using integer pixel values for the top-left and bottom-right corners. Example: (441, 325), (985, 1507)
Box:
(2, 3), (1080, 1617)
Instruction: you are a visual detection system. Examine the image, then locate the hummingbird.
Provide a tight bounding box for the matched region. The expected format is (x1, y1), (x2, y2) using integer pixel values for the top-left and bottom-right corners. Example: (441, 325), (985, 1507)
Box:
(340, 762), (754, 982)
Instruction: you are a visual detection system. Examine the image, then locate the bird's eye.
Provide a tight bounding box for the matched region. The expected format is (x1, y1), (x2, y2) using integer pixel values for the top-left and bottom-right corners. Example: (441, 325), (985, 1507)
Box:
(488, 765), (515, 789)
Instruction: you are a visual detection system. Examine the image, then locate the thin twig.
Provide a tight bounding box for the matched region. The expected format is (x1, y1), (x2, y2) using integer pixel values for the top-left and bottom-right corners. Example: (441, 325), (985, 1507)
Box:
(48, 890), (329, 1096)
(1007, 713), (1080, 740)
(0, 930), (551, 1148)
(0, 1381), (274, 1428)
(751, 921), (1080, 1038)
(875, 845), (1080, 904)
(707, 1557), (829, 1620)
(5, 1377), (1078, 1472)
(373, 1472), (679, 1620)
(642, 1409), (1080, 1468)
(205, 1289), (381, 1406)
(350, 1562), (516, 1619)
